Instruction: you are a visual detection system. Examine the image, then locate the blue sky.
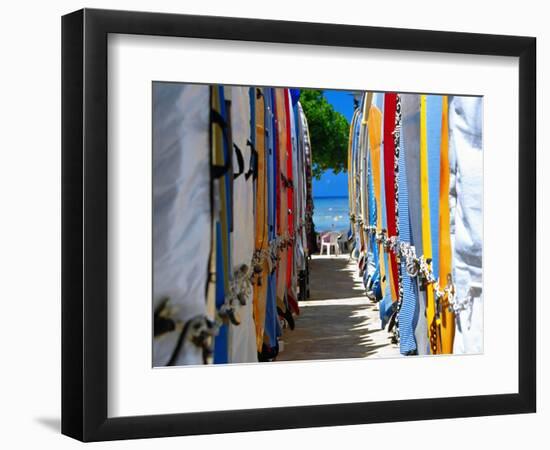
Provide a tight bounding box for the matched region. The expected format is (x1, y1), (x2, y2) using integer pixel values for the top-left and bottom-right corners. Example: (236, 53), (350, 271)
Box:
(312, 90), (355, 198)
(323, 90), (357, 121)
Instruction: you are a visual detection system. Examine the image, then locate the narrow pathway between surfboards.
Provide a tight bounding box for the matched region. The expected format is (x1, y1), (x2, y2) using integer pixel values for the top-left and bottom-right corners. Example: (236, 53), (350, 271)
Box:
(277, 254), (400, 361)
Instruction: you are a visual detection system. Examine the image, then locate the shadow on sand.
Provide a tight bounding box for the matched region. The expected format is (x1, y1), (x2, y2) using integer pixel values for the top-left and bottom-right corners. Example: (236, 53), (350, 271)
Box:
(277, 255), (398, 362)
(308, 255), (366, 300)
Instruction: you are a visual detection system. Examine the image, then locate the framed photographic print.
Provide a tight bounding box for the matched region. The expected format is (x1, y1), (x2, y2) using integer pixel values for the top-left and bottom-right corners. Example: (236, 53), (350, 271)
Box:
(61, 8), (536, 442)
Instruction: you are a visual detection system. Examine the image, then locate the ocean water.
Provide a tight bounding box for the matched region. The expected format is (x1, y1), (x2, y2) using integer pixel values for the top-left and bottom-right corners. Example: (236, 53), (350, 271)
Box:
(313, 196), (350, 232)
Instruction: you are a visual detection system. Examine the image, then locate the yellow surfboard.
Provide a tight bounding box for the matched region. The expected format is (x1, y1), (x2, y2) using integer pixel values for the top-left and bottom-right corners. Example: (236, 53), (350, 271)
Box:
(420, 95), (440, 354)
(438, 95), (455, 354)
(367, 101), (387, 295)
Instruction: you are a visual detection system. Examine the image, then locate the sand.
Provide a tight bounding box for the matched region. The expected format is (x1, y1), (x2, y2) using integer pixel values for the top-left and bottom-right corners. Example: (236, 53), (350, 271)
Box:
(277, 254), (401, 361)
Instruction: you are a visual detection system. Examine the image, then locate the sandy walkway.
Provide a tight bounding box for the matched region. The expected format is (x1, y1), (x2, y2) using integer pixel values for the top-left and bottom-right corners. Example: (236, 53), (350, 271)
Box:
(277, 254), (400, 361)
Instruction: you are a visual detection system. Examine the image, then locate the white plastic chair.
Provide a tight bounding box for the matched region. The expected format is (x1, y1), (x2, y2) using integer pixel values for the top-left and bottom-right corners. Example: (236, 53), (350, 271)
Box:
(320, 232), (341, 256)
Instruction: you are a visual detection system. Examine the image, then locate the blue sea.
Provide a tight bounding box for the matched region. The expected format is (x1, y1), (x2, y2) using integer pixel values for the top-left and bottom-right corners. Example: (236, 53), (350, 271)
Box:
(313, 196), (350, 232)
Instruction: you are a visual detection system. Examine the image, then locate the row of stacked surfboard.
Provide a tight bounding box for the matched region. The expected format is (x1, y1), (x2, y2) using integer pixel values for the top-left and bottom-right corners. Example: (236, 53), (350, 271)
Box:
(348, 92), (483, 356)
(152, 84), (315, 366)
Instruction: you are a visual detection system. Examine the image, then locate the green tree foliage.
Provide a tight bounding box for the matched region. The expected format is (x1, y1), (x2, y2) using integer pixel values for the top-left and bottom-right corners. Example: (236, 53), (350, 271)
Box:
(299, 89), (350, 179)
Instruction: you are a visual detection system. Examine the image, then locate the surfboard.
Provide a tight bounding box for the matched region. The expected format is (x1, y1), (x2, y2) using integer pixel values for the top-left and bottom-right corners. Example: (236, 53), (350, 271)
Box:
(401, 94), (429, 355)
(419, 94), (439, 354)
(275, 89), (289, 317)
(152, 83), (212, 366)
(426, 94), (443, 354)
(211, 85), (233, 364)
(383, 93), (400, 305)
(284, 89), (299, 315)
(227, 87), (257, 363)
(263, 88), (281, 349)
(438, 95), (455, 354)
(367, 99), (385, 305)
(252, 87), (270, 352)
(449, 96), (483, 354)
(395, 94), (419, 355)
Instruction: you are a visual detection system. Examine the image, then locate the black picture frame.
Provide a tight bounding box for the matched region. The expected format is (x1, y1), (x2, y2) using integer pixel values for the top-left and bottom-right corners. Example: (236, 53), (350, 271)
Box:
(61, 8), (536, 442)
